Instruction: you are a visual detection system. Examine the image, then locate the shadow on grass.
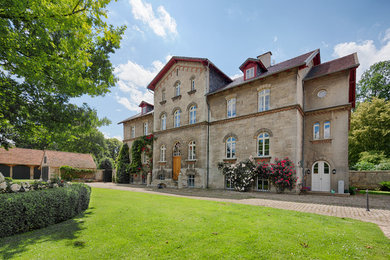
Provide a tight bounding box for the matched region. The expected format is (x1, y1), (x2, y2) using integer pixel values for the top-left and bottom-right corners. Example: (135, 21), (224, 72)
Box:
(0, 207), (95, 259)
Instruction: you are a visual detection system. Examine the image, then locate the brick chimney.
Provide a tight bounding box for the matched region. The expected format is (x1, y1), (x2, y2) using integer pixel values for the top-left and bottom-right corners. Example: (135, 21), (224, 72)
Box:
(257, 51), (272, 68)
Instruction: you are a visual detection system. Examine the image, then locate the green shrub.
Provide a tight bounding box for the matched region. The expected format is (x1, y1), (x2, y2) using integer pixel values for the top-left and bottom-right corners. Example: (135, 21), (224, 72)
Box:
(376, 162), (390, 170)
(353, 161), (376, 171)
(0, 183), (91, 238)
(349, 186), (358, 195)
(99, 157), (114, 170)
(60, 165), (94, 181)
(379, 181), (390, 191)
(116, 143), (130, 183)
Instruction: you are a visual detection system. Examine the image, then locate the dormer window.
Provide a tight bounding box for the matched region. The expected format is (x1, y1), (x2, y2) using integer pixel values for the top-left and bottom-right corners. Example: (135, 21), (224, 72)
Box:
(142, 106), (147, 114)
(246, 67), (255, 80)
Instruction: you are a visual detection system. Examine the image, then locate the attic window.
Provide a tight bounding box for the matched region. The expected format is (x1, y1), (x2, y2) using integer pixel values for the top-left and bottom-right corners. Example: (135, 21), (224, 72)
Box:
(246, 67), (255, 80)
(142, 106), (147, 114)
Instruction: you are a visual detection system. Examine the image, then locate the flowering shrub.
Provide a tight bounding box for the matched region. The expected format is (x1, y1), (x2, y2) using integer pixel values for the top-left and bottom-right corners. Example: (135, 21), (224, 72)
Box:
(130, 134), (155, 176)
(218, 157), (257, 192)
(268, 157), (297, 193)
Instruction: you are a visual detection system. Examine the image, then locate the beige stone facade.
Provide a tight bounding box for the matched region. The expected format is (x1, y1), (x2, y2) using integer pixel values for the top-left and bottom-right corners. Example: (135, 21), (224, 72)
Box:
(119, 50), (359, 193)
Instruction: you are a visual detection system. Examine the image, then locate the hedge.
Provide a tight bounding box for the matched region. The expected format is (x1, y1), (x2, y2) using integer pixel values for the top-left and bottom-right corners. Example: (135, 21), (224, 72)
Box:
(0, 183), (91, 238)
(60, 165), (94, 181)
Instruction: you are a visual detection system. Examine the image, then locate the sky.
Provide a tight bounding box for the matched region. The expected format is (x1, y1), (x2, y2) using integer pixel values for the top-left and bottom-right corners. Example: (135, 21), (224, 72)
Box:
(72, 0), (390, 140)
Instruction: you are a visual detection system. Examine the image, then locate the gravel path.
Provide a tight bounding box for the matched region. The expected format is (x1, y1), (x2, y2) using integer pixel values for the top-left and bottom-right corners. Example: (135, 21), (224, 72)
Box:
(87, 182), (390, 239)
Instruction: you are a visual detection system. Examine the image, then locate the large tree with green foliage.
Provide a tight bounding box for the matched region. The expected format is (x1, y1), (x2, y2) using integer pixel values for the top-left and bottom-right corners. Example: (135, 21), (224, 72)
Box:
(349, 98), (390, 165)
(357, 61), (390, 101)
(0, 0), (125, 149)
(116, 143), (130, 183)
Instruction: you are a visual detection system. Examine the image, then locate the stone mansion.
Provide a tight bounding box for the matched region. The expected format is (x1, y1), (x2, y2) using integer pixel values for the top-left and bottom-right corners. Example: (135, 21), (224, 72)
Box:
(119, 49), (359, 193)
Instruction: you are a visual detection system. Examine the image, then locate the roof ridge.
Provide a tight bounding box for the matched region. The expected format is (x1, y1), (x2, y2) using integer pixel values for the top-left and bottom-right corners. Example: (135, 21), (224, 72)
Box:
(269, 49), (318, 68)
(313, 52), (356, 66)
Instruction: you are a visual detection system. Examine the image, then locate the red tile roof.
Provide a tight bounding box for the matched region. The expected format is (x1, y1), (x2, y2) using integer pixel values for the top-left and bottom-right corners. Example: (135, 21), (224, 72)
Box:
(44, 150), (96, 169)
(0, 148), (44, 166)
(304, 53), (359, 81)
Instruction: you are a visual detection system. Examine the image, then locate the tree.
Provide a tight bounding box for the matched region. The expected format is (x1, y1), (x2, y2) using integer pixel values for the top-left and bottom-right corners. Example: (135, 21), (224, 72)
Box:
(104, 138), (122, 163)
(358, 61), (390, 101)
(349, 98), (390, 165)
(0, 0), (125, 148)
(116, 143), (130, 183)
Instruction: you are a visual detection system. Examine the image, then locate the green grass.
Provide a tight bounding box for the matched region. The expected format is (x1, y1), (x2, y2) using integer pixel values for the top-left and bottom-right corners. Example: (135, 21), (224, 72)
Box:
(1, 188), (389, 259)
(358, 190), (390, 196)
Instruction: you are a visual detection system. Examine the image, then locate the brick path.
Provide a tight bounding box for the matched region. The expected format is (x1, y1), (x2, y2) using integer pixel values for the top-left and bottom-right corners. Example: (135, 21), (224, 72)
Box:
(87, 183), (390, 239)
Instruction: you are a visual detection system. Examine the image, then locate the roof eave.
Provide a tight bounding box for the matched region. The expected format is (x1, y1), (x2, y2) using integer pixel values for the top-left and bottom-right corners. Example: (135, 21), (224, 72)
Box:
(117, 112), (154, 125)
(303, 64), (360, 81)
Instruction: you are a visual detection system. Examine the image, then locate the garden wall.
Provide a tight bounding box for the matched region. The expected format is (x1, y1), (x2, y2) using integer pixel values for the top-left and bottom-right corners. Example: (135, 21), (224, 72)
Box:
(349, 170), (390, 189)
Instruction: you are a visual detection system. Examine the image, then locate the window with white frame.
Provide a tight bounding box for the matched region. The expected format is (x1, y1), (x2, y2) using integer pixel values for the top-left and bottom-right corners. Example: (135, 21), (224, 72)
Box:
(227, 98), (236, 118)
(142, 106), (147, 114)
(191, 78), (195, 91)
(324, 121), (330, 139)
(174, 109), (181, 127)
(160, 145), (166, 161)
(313, 123), (320, 140)
(257, 132), (270, 157)
(258, 89), (270, 112)
(142, 151), (147, 164)
(246, 67), (255, 79)
(175, 81), (181, 96)
(162, 89), (166, 101)
(158, 174), (165, 180)
(189, 105), (196, 124)
(188, 141), (196, 160)
(226, 137), (236, 159)
(161, 114), (166, 130)
(143, 122), (148, 135)
(131, 126), (135, 138)
(257, 178), (269, 191)
(188, 175), (195, 187)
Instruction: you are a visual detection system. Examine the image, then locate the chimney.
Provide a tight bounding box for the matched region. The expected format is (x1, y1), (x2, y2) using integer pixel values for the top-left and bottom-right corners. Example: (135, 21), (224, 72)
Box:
(257, 51), (272, 68)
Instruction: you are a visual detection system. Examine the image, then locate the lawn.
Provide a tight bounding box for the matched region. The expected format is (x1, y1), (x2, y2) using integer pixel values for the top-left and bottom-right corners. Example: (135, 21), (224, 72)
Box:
(0, 188), (389, 259)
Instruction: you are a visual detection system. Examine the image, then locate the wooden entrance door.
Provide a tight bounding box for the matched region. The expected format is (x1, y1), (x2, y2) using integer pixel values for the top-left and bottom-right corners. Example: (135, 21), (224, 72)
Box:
(311, 161), (330, 192)
(172, 142), (181, 181)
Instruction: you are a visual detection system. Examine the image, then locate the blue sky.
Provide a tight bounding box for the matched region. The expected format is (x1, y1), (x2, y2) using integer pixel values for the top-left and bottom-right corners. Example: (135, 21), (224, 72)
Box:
(73, 0), (390, 140)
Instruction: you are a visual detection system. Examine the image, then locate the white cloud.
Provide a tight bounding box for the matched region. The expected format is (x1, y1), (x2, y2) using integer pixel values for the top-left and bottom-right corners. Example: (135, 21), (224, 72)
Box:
(129, 0), (177, 38)
(273, 36), (278, 43)
(114, 58), (164, 111)
(230, 72), (243, 80)
(102, 132), (123, 141)
(333, 31), (390, 80)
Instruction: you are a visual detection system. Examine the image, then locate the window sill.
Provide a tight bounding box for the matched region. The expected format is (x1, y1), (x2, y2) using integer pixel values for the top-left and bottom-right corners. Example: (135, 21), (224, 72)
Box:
(227, 115), (236, 119)
(187, 89), (196, 95)
(172, 95), (181, 101)
(223, 158), (237, 162)
(310, 139), (332, 144)
(158, 161), (167, 164)
(253, 156), (271, 163)
(185, 159), (197, 163)
(159, 100), (166, 105)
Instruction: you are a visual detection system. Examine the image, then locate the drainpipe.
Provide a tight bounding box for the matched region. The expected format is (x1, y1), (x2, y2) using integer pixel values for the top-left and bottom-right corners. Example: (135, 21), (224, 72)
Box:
(301, 81), (306, 188)
(206, 62), (210, 189)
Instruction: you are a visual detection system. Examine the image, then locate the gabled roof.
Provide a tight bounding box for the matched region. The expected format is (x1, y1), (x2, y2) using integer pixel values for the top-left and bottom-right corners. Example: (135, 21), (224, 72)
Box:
(118, 110), (154, 124)
(0, 148), (44, 166)
(304, 53), (359, 81)
(239, 58), (267, 72)
(44, 150), (96, 169)
(208, 49), (320, 95)
(139, 101), (154, 108)
(147, 56), (232, 91)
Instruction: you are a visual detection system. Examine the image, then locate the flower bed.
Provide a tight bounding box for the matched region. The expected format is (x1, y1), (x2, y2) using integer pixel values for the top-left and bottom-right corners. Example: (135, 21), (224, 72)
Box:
(0, 183), (91, 238)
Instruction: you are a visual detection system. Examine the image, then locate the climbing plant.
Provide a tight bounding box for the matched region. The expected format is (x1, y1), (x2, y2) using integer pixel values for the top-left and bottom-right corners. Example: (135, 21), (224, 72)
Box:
(130, 134), (155, 175)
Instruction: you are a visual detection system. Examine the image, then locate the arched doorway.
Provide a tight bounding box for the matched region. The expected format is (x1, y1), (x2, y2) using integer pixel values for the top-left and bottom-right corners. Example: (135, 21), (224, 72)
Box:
(311, 161), (330, 192)
(172, 142), (181, 181)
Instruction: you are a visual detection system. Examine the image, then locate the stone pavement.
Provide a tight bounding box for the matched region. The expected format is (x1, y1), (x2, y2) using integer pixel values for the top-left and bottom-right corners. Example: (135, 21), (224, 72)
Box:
(87, 182), (390, 239)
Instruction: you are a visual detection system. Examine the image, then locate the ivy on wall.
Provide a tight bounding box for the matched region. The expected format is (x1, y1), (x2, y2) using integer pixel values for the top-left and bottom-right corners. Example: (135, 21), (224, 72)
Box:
(59, 165), (94, 181)
(130, 134), (155, 176)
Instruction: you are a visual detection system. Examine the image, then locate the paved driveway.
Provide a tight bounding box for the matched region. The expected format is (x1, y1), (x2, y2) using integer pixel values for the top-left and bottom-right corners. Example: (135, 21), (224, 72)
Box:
(87, 182), (390, 239)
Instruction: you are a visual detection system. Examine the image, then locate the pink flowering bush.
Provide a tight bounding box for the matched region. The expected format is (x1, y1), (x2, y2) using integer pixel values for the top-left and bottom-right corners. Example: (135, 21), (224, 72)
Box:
(267, 157), (297, 193)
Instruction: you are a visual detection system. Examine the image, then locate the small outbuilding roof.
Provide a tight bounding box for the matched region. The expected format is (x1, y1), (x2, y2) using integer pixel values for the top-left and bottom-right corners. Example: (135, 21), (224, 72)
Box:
(0, 148), (44, 166)
(44, 150), (96, 169)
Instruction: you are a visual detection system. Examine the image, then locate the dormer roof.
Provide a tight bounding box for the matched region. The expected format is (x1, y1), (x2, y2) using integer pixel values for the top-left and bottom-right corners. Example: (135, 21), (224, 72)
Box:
(239, 58), (268, 72)
(139, 101), (154, 108)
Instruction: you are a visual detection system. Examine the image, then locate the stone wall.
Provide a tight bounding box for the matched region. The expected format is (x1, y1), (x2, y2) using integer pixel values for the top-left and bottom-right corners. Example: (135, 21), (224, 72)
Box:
(349, 170), (390, 189)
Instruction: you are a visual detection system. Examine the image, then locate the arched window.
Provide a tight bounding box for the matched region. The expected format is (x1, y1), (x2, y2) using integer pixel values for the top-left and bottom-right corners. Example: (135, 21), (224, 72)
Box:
(160, 145), (166, 162)
(258, 89), (270, 112)
(188, 141), (196, 160)
(226, 137), (236, 159)
(161, 114), (166, 130)
(189, 105), (196, 124)
(174, 110), (181, 127)
(257, 132), (270, 157)
(313, 123), (320, 140)
(174, 81), (181, 96)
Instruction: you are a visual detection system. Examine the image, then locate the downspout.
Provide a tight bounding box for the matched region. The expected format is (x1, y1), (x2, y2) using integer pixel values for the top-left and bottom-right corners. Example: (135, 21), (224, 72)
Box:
(301, 81), (306, 188)
(206, 62), (210, 189)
